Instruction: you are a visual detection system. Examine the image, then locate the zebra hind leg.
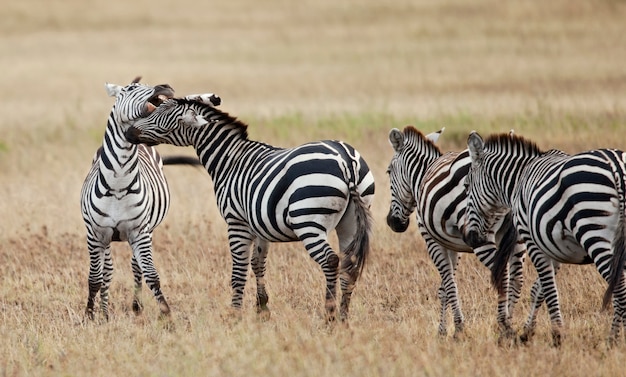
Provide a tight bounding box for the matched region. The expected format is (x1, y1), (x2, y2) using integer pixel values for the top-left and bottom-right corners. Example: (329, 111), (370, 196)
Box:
(302, 236), (339, 323)
(424, 240), (460, 338)
(520, 276), (543, 344)
(473, 241), (516, 342)
(251, 239), (271, 321)
(131, 255), (143, 315)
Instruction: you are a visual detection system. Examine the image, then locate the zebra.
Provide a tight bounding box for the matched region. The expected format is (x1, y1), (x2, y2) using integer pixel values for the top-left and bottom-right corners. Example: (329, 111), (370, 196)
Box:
(123, 96), (375, 323)
(80, 78), (220, 321)
(386, 126), (527, 340)
(463, 131), (626, 346)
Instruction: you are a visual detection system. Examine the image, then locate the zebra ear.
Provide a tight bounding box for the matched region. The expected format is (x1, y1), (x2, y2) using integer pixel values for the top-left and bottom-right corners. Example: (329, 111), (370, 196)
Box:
(426, 127), (445, 143)
(184, 93), (221, 107)
(467, 131), (484, 163)
(389, 129), (405, 152)
(105, 83), (122, 97)
(180, 109), (208, 128)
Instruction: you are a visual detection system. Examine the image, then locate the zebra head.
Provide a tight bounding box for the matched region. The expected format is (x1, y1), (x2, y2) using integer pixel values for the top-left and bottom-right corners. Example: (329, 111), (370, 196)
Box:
(125, 94), (221, 146)
(463, 131), (502, 248)
(104, 76), (175, 126)
(386, 127), (444, 233)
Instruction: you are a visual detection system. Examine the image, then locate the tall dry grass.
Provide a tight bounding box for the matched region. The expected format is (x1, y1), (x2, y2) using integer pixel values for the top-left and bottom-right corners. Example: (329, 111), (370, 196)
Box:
(1, 0), (626, 375)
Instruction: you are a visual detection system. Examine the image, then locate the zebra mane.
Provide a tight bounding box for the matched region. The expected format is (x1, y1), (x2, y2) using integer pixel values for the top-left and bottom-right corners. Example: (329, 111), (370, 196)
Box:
(483, 132), (544, 156)
(402, 125), (442, 154)
(175, 97), (249, 140)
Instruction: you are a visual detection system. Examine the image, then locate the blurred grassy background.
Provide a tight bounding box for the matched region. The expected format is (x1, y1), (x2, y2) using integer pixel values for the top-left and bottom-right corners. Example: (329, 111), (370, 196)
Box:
(1, 0), (626, 376)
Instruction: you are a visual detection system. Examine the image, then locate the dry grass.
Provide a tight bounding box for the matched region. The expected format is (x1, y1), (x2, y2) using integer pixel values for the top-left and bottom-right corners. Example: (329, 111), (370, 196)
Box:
(1, 0), (626, 375)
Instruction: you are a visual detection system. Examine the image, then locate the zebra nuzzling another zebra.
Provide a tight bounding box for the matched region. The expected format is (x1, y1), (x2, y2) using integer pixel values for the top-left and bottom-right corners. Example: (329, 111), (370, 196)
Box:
(386, 126), (527, 340)
(80, 78), (219, 321)
(463, 131), (626, 346)
(124, 96), (375, 323)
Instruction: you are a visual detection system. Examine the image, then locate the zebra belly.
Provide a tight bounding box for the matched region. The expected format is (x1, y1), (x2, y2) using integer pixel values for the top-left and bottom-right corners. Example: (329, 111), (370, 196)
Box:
(531, 221), (591, 264)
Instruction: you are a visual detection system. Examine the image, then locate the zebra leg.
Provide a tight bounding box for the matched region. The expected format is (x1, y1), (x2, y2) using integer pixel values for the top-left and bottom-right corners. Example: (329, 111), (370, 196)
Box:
(86, 241), (106, 321)
(506, 241), (526, 319)
(473, 242), (515, 340)
(130, 233), (170, 317)
(336, 205), (359, 322)
(251, 238), (271, 319)
(520, 262), (558, 344)
(300, 235), (339, 323)
(608, 279), (626, 346)
(525, 247), (563, 347)
(131, 255), (143, 315)
(520, 276), (544, 344)
(424, 237), (462, 337)
(447, 249), (464, 338)
(227, 223), (254, 312)
(99, 246), (114, 320)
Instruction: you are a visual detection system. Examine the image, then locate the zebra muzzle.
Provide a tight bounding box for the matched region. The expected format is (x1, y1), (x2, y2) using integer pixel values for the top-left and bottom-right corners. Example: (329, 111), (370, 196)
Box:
(386, 213), (409, 233)
(125, 127), (144, 144)
(463, 229), (487, 248)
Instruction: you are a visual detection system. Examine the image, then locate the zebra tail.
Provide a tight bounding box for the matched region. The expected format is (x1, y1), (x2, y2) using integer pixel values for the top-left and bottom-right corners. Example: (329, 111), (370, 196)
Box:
(341, 185), (373, 282)
(162, 155), (203, 166)
(602, 175), (626, 310)
(490, 211), (518, 295)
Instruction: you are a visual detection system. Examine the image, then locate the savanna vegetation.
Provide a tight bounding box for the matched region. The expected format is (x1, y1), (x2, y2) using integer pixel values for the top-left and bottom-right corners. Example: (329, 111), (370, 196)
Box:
(1, 0), (626, 375)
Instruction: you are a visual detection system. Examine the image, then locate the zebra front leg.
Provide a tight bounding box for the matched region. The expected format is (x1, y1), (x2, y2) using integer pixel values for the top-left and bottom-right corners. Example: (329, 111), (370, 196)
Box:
(251, 238), (271, 320)
(131, 255), (143, 315)
(99, 246), (114, 320)
(227, 223), (254, 316)
(130, 233), (170, 318)
(85, 240), (106, 321)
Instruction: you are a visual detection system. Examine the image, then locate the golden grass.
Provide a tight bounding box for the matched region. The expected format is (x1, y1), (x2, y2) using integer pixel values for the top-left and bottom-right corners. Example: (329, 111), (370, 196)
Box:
(1, 0), (626, 375)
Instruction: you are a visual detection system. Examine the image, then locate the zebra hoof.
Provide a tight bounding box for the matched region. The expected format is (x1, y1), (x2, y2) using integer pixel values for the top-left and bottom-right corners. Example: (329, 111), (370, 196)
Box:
(257, 307), (271, 322)
(84, 308), (95, 321)
(132, 300), (143, 315)
(551, 330), (562, 348)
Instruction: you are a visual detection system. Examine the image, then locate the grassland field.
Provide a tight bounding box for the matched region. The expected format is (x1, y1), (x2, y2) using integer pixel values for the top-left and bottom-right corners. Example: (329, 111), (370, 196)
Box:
(1, 0), (626, 376)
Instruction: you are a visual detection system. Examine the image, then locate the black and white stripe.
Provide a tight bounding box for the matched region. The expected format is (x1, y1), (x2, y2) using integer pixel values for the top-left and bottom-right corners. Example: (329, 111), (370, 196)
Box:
(80, 78), (189, 320)
(124, 96), (375, 322)
(386, 126), (527, 340)
(464, 131), (626, 346)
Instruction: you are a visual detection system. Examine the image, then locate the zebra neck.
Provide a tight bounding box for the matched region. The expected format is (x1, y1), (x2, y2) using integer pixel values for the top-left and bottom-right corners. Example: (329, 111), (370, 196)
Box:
(98, 121), (141, 188)
(192, 122), (274, 181)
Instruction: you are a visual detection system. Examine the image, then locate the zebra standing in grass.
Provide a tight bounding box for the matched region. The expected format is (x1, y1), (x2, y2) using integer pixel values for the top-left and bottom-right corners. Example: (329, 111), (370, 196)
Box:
(80, 78), (219, 320)
(386, 126), (527, 340)
(123, 96), (375, 323)
(463, 131), (626, 346)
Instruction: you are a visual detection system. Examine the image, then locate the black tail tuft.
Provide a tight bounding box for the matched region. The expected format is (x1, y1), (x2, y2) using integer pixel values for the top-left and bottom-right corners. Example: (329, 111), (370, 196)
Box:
(603, 210), (626, 310)
(491, 212), (518, 295)
(341, 186), (373, 281)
